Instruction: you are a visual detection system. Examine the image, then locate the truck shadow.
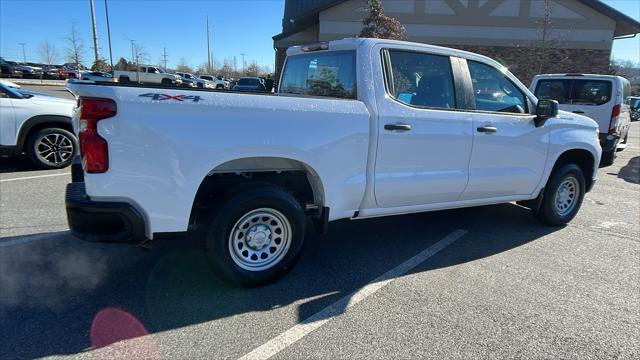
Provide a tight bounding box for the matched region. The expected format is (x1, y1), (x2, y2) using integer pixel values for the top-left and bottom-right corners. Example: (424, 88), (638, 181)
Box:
(1, 203), (559, 359)
(616, 156), (639, 184)
(0, 155), (41, 173)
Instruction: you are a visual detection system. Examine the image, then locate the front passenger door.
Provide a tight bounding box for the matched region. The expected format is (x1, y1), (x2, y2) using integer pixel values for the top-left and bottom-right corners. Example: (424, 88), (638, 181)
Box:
(460, 60), (549, 201)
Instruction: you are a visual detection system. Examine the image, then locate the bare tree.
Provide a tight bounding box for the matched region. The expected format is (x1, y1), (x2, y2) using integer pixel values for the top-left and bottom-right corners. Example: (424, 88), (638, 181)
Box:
(246, 61), (260, 77)
(358, 0), (406, 40)
(66, 21), (85, 67)
(39, 40), (58, 65)
(131, 43), (148, 66)
(176, 57), (194, 73)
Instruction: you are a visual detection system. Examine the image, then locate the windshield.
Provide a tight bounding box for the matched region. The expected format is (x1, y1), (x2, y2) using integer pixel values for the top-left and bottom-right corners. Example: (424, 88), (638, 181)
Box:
(238, 78), (260, 86)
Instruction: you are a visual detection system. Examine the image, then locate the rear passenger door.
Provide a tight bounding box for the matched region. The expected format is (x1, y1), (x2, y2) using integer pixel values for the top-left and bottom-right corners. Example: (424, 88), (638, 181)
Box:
(374, 49), (474, 207)
(460, 60), (548, 201)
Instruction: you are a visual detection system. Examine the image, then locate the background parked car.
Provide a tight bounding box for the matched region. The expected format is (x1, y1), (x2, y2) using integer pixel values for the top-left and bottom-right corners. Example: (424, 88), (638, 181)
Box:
(81, 71), (113, 82)
(232, 77), (266, 92)
(628, 96), (640, 121)
(176, 72), (207, 88)
(114, 66), (181, 85)
(0, 83), (77, 169)
(14, 63), (43, 78)
(199, 75), (228, 89)
(530, 74), (632, 166)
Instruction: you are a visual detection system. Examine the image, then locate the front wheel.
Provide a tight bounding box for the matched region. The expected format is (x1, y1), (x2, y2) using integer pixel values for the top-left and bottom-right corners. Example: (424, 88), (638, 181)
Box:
(533, 164), (585, 226)
(204, 186), (306, 286)
(26, 128), (78, 169)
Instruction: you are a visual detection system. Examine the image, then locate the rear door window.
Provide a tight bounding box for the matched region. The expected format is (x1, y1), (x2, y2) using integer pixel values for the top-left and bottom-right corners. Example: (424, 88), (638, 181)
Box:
(280, 51), (356, 99)
(386, 50), (456, 109)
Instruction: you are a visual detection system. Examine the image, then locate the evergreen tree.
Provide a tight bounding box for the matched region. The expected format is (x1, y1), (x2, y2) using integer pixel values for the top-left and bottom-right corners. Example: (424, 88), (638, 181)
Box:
(358, 0), (407, 40)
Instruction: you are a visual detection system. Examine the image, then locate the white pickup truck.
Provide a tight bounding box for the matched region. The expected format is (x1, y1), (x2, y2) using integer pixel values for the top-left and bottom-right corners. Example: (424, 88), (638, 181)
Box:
(113, 66), (181, 86)
(65, 38), (601, 286)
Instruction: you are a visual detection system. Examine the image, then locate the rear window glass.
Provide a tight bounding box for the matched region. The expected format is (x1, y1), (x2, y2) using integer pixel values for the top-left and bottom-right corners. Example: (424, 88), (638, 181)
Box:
(238, 78), (260, 85)
(535, 79), (572, 104)
(535, 79), (612, 105)
(280, 51), (356, 99)
(572, 80), (611, 105)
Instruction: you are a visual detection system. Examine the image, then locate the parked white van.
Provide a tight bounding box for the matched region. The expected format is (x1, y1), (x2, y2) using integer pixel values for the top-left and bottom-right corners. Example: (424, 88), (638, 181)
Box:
(530, 74), (631, 166)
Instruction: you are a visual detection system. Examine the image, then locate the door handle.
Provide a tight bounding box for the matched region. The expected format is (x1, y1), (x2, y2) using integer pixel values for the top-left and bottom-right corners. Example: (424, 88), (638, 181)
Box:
(477, 126), (497, 133)
(384, 123), (412, 131)
(572, 110), (585, 114)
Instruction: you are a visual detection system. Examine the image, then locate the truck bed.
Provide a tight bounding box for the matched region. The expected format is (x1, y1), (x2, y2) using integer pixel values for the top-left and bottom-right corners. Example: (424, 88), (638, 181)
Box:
(66, 81), (371, 235)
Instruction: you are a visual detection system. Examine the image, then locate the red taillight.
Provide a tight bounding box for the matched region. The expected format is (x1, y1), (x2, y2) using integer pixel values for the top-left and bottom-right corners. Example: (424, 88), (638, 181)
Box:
(608, 104), (621, 134)
(78, 97), (116, 173)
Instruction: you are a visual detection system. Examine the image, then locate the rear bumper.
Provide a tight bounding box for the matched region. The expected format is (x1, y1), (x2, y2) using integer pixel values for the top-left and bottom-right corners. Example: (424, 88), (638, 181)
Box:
(599, 133), (619, 152)
(66, 162), (145, 242)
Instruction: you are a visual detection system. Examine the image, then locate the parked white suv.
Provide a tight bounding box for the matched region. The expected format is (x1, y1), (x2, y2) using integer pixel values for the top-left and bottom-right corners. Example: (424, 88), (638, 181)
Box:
(530, 74), (631, 166)
(66, 38), (601, 286)
(0, 83), (76, 168)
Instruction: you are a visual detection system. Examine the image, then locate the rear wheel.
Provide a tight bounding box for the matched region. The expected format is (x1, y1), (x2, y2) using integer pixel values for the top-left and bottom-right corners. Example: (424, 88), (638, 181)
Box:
(118, 76), (130, 83)
(26, 128), (77, 169)
(601, 149), (616, 167)
(161, 78), (173, 86)
(533, 164), (585, 226)
(204, 186), (306, 286)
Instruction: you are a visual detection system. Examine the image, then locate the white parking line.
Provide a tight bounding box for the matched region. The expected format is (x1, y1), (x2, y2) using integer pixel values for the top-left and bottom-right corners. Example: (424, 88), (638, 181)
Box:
(239, 229), (468, 360)
(0, 231), (70, 248)
(0, 173), (70, 183)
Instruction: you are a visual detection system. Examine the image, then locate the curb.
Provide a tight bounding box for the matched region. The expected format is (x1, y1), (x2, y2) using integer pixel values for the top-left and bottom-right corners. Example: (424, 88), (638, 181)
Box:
(4, 79), (68, 86)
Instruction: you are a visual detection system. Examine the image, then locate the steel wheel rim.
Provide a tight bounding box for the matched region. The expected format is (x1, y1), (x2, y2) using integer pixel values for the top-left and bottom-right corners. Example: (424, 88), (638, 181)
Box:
(228, 208), (292, 272)
(35, 133), (74, 165)
(554, 176), (579, 217)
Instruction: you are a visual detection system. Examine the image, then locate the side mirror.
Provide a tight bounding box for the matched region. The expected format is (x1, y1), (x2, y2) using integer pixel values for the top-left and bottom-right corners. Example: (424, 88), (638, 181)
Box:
(534, 99), (559, 127)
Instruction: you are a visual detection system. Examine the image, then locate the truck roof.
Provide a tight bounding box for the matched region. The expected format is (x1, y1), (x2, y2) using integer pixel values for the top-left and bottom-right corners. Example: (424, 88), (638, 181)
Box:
(532, 73), (627, 81)
(287, 37), (505, 71)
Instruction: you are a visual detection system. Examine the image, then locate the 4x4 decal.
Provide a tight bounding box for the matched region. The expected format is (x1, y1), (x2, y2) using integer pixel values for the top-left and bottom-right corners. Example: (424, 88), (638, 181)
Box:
(139, 93), (202, 102)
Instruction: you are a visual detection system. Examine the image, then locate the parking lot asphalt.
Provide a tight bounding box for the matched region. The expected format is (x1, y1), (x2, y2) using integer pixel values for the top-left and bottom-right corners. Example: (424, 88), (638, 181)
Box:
(1, 87), (638, 359)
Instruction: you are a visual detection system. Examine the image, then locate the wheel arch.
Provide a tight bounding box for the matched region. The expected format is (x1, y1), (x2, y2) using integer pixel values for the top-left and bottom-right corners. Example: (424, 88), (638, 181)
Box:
(189, 156), (326, 229)
(17, 115), (74, 152)
(549, 148), (596, 193)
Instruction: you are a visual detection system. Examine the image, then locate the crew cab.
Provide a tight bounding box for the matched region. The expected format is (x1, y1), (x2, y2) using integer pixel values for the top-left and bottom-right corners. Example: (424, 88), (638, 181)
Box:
(0, 83), (77, 168)
(113, 66), (181, 86)
(65, 38), (601, 286)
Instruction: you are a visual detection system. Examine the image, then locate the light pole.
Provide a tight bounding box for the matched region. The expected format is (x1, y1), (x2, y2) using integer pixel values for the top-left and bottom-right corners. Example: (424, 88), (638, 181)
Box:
(104, 0), (114, 71)
(206, 15), (212, 74)
(241, 53), (246, 76)
(89, 0), (99, 64)
(18, 43), (26, 62)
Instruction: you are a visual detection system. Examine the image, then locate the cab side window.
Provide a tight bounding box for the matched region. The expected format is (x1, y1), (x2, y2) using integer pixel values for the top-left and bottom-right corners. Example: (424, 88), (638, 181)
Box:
(387, 50), (456, 109)
(468, 61), (526, 114)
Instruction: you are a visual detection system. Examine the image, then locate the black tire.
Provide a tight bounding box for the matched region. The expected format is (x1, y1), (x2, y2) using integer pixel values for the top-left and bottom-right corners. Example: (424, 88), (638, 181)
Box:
(119, 76), (130, 83)
(161, 78), (172, 86)
(204, 185), (306, 286)
(600, 149), (615, 167)
(216, 84), (224, 89)
(533, 164), (585, 226)
(26, 127), (78, 169)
